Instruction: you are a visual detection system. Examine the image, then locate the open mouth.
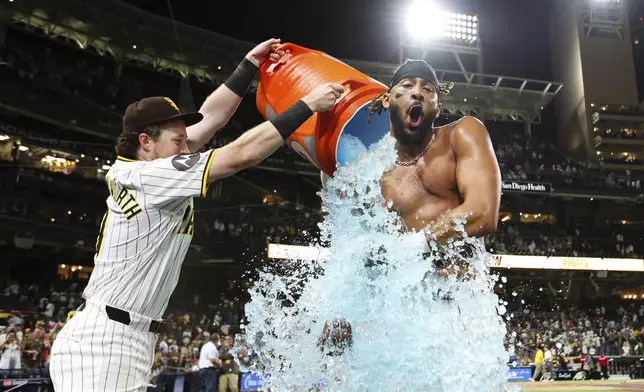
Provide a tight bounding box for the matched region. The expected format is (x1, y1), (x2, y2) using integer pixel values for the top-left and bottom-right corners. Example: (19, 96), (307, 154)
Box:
(406, 104), (424, 128)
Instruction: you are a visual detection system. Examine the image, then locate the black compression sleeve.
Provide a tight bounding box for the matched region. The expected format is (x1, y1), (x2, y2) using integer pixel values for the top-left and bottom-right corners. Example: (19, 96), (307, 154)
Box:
(224, 58), (258, 97)
(270, 100), (314, 141)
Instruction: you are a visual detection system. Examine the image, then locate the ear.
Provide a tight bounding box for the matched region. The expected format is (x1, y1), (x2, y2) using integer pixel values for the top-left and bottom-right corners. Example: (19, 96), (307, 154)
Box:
(437, 101), (443, 114)
(138, 133), (152, 153)
(381, 92), (391, 109)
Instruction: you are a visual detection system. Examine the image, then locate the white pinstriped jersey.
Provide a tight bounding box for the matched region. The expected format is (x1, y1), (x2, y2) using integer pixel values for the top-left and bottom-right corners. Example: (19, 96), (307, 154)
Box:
(82, 150), (216, 319)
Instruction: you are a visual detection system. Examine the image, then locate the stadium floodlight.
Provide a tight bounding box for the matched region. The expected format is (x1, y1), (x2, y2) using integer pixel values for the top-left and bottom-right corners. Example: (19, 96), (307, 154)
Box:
(404, 2), (479, 43)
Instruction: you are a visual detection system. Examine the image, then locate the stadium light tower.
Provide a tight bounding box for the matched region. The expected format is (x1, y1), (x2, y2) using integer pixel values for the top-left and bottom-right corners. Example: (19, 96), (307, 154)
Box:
(404, 2), (478, 44)
(399, 0), (482, 81)
(583, 0), (625, 39)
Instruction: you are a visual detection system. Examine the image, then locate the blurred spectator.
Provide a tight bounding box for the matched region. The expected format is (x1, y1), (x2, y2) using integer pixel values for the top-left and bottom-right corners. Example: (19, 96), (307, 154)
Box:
(218, 335), (240, 392)
(531, 344), (544, 381)
(0, 331), (21, 371)
(198, 333), (222, 392)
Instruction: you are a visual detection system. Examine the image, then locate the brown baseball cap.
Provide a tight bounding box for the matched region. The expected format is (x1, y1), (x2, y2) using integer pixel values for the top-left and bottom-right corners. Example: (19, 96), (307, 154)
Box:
(122, 96), (203, 133)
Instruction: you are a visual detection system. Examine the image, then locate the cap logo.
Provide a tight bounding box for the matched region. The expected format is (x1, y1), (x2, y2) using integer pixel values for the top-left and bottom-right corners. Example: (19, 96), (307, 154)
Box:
(164, 97), (180, 112)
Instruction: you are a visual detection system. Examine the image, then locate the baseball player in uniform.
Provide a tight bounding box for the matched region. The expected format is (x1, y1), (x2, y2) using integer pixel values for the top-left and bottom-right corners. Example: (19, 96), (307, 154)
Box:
(49, 38), (346, 392)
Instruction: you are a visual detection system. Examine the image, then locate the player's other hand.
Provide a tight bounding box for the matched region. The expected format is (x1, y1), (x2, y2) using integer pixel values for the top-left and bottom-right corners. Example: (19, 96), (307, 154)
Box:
(246, 38), (283, 67)
(302, 83), (345, 113)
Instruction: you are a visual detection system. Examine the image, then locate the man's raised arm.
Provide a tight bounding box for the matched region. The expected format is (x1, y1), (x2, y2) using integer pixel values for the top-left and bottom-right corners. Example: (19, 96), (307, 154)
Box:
(205, 83), (345, 183)
(186, 38), (284, 152)
(425, 116), (501, 243)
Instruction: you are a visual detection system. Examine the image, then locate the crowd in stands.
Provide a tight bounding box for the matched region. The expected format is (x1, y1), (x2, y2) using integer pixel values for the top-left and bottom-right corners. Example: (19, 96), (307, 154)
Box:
(493, 133), (643, 191)
(3, 277), (644, 385)
(0, 279), (245, 389)
(487, 223), (642, 259)
(506, 303), (644, 370)
(594, 127), (641, 140)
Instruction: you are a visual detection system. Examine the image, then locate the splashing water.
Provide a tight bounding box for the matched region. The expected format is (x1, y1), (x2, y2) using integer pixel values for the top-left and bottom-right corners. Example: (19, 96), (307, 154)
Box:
(238, 135), (518, 391)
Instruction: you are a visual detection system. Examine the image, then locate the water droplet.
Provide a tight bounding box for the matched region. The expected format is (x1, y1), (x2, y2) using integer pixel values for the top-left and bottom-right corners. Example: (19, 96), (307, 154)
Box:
(501, 276), (507, 283)
(511, 292), (518, 297)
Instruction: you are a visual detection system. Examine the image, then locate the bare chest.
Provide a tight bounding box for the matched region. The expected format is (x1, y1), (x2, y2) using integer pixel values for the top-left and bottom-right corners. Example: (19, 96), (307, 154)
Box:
(380, 147), (460, 225)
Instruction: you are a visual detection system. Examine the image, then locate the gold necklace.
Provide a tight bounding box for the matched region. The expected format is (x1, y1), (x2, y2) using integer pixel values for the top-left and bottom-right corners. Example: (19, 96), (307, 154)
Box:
(395, 132), (436, 166)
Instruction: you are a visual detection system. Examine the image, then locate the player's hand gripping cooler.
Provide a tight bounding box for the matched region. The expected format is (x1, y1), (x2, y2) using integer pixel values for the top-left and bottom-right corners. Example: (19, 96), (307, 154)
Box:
(256, 43), (391, 176)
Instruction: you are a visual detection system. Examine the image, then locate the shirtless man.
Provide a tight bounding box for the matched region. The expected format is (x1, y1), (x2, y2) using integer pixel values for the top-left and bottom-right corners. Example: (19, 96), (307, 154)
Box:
(323, 59), (501, 259)
(318, 59), (501, 348)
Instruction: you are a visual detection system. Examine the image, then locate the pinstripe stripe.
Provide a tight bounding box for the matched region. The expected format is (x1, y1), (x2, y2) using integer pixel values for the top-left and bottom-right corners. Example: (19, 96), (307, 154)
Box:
(102, 320), (118, 391)
(116, 207), (124, 263)
(99, 313), (108, 391)
(88, 315), (96, 391)
(106, 206), (117, 260)
(166, 198), (187, 216)
(78, 308), (92, 392)
(56, 339), (64, 390)
(134, 204), (140, 256)
(143, 195), (151, 249)
(68, 337), (74, 391)
(124, 326), (134, 390)
(113, 318), (127, 389)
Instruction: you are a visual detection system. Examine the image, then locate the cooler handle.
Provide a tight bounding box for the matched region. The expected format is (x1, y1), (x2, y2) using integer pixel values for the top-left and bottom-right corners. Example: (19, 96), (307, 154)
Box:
(262, 43), (308, 75)
(335, 79), (366, 103)
(318, 79), (368, 133)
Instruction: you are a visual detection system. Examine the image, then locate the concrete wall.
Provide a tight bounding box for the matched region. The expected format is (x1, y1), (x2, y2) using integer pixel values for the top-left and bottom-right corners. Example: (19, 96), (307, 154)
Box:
(550, 0), (639, 160)
(579, 5), (639, 106)
(550, 0), (592, 159)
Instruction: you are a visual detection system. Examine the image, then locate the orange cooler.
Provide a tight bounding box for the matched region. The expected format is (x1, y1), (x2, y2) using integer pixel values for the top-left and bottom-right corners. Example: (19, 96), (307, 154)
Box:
(256, 43), (390, 176)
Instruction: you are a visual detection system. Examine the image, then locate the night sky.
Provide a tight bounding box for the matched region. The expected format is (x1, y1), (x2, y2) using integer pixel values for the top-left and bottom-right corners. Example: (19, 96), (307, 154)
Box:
(122, 0), (555, 82)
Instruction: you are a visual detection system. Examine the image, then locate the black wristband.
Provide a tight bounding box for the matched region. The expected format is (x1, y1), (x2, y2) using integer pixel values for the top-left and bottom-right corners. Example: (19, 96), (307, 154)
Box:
(270, 100), (314, 141)
(224, 58), (258, 97)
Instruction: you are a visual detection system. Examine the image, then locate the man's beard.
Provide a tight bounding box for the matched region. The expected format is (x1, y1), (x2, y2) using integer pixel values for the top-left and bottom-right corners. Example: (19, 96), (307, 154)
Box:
(390, 102), (436, 147)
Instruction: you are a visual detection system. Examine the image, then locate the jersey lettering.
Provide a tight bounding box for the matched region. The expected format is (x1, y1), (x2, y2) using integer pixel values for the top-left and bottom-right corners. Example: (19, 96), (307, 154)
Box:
(114, 187), (142, 220)
(84, 152), (213, 319)
(177, 204), (194, 235)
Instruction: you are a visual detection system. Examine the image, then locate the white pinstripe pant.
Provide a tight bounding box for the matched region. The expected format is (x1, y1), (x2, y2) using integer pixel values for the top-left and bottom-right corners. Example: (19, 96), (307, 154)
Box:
(49, 302), (158, 392)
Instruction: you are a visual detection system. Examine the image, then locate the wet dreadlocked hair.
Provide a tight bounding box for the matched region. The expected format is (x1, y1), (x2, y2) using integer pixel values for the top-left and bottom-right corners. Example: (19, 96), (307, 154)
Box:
(366, 77), (455, 123)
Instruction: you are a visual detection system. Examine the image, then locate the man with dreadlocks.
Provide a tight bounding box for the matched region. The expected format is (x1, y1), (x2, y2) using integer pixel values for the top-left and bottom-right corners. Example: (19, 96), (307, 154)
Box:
(322, 59), (501, 275)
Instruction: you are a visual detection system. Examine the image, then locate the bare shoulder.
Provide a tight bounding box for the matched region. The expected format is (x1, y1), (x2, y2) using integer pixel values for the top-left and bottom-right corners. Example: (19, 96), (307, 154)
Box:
(446, 116), (492, 151)
(451, 116), (488, 138)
